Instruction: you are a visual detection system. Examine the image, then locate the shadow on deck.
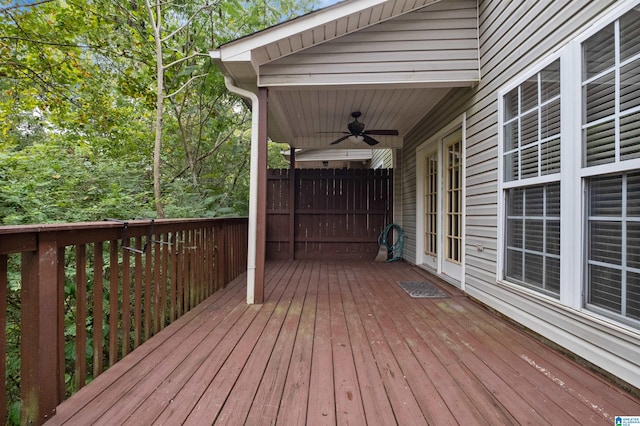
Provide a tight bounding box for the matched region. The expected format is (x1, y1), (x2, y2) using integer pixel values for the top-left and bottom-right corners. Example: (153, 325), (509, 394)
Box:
(47, 260), (640, 425)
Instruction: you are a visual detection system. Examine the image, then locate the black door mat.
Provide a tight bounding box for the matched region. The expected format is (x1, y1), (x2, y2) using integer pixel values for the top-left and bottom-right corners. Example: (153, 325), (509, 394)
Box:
(397, 281), (449, 298)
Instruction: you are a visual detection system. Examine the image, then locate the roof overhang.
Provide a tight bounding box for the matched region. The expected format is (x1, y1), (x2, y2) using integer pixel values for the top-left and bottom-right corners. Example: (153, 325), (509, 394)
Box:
(211, 0), (480, 150)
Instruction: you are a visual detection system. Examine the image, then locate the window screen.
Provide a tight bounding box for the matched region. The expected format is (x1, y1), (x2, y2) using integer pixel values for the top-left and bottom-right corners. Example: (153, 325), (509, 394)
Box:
(587, 172), (640, 321)
(583, 8), (640, 324)
(505, 183), (561, 297)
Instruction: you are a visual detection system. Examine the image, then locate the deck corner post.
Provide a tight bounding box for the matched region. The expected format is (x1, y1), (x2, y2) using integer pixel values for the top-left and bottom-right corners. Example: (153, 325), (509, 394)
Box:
(254, 87), (268, 304)
(288, 149), (296, 260)
(20, 232), (60, 425)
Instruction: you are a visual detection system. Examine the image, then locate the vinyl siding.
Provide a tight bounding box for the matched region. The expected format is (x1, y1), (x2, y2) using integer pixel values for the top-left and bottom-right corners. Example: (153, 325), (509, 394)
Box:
(402, 0), (640, 388)
(259, 0), (479, 87)
(371, 149), (393, 169)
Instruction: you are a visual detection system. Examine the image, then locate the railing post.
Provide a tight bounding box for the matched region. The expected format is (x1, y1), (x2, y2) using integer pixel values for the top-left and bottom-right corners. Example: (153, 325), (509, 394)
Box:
(215, 223), (226, 289)
(1, 255), (7, 425)
(20, 233), (60, 424)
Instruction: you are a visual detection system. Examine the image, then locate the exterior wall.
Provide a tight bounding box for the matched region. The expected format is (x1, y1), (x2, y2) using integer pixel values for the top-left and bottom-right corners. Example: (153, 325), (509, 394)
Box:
(260, 0), (479, 86)
(401, 0), (640, 388)
(371, 148), (393, 169)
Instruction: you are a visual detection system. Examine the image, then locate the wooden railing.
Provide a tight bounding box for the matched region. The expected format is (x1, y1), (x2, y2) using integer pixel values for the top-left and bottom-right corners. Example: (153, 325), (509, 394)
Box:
(0, 218), (248, 425)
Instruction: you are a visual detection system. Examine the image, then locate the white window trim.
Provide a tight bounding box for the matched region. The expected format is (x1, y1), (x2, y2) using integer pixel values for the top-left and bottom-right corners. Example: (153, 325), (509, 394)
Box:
(499, 0), (640, 319)
(497, 52), (563, 298)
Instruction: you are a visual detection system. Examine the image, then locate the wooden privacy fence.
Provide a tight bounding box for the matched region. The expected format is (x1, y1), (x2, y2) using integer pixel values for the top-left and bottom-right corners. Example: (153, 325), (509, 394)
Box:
(0, 217), (247, 425)
(267, 168), (393, 260)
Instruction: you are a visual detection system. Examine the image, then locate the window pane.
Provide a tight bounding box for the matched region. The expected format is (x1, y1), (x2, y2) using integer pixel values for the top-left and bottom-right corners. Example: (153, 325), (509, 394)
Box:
(521, 76), (538, 113)
(627, 172), (640, 216)
(627, 222), (640, 269)
(504, 121), (519, 151)
(546, 220), (560, 256)
(525, 220), (544, 252)
(590, 174), (622, 216)
(583, 23), (615, 79)
(504, 152), (518, 181)
(585, 120), (616, 167)
(525, 185), (544, 216)
(504, 88), (518, 120)
(585, 71), (615, 123)
(508, 188), (524, 215)
(620, 8), (640, 62)
(540, 60), (560, 102)
(546, 183), (561, 216)
(507, 219), (523, 249)
(521, 110), (538, 147)
(620, 60), (640, 113)
(541, 98), (560, 139)
(590, 222), (622, 265)
(589, 265), (621, 313)
(541, 139), (561, 175)
(506, 249), (523, 281)
(521, 145), (538, 179)
(620, 112), (640, 161)
(628, 273), (640, 321)
(546, 257), (561, 294)
(524, 253), (543, 286)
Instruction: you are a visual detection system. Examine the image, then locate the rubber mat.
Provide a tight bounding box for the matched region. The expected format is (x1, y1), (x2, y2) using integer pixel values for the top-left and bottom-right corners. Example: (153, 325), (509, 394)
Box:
(397, 281), (448, 298)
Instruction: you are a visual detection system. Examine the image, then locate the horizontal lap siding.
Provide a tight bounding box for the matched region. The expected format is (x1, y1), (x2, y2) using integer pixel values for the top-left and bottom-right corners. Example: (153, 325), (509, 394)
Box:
(371, 149), (393, 169)
(402, 0), (617, 282)
(259, 0), (479, 86)
(402, 0), (640, 388)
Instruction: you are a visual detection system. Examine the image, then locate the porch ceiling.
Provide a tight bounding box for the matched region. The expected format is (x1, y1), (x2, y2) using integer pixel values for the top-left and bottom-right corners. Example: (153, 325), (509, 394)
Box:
(266, 86), (451, 149)
(211, 0), (479, 150)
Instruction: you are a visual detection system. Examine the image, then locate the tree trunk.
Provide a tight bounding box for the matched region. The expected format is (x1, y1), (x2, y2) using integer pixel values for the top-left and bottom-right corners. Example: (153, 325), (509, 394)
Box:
(149, 0), (165, 218)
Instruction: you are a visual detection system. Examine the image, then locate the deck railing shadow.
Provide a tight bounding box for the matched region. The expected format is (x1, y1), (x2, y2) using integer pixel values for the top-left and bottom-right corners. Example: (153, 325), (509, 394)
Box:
(0, 218), (248, 425)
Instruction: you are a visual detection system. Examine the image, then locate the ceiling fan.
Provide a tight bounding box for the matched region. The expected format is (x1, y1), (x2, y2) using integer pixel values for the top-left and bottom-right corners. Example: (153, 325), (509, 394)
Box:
(322, 111), (399, 146)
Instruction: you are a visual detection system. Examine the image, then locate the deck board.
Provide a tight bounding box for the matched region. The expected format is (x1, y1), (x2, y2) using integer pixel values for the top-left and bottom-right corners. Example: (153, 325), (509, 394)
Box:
(47, 260), (640, 425)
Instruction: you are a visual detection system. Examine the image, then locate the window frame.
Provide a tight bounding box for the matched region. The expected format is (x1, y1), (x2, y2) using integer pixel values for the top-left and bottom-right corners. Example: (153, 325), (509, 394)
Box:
(498, 0), (640, 327)
(578, 6), (640, 326)
(498, 53), (564, 300)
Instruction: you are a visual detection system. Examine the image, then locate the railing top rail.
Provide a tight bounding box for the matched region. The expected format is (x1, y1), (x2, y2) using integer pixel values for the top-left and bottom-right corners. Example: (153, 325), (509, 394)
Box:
(0, 217), (248, 255)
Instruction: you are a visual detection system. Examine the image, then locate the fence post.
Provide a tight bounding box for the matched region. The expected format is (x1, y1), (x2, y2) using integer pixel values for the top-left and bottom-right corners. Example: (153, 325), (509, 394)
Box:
(20, 233), (60, 424)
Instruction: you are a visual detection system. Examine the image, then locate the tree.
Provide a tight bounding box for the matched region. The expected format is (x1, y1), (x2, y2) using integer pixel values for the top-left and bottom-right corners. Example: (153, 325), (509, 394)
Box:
(1, 0), (319, 223)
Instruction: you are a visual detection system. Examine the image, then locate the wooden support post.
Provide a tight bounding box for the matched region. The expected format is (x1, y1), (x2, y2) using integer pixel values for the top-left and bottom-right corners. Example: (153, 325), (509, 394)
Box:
(254, 87), (268, 304)
(288, 149), (296, 260)
(21, 234), (59, 424)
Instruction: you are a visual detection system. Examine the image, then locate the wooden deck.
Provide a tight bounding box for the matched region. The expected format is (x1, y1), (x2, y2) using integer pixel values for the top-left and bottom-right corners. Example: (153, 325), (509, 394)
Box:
(47, 260), (640, 425)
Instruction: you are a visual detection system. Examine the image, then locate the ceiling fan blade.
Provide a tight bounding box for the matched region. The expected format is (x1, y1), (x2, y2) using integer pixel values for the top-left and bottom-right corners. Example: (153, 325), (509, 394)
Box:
(330, 134), (352, 145)
(363, 129), (399, 136)
(362, 134), (380, 146)
(318, 131), (350, 134)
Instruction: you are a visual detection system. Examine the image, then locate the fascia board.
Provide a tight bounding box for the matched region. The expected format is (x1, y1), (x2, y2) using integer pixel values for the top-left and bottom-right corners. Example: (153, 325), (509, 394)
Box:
(217, 0), (391, 61)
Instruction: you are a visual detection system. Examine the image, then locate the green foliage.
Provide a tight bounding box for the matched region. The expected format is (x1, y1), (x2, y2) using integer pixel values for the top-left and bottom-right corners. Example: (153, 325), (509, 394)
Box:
(1, 1), (323, 421)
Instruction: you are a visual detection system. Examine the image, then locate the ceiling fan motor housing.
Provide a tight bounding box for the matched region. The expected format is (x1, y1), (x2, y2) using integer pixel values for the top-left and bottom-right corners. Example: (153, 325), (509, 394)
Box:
(348, 119), (365, 135)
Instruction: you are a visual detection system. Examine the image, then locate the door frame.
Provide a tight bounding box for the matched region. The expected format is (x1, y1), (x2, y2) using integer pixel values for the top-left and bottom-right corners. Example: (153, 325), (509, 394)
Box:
(415, 114), (466, 290)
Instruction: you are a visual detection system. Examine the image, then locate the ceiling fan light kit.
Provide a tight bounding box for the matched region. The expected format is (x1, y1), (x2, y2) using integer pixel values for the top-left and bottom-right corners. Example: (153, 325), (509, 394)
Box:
(323, 111), (399, 146)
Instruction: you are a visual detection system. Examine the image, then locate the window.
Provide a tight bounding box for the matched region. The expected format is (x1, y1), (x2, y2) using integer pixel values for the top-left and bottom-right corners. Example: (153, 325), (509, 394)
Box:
(586, 173), (640, 321)
(503, 60), (561, 182)
(506, 184), (560, 296)
(583, 7), (640, 323)
(498, 3), (640, 327)
(501, 60), (562, 298)
(582, 10), (640, 166)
